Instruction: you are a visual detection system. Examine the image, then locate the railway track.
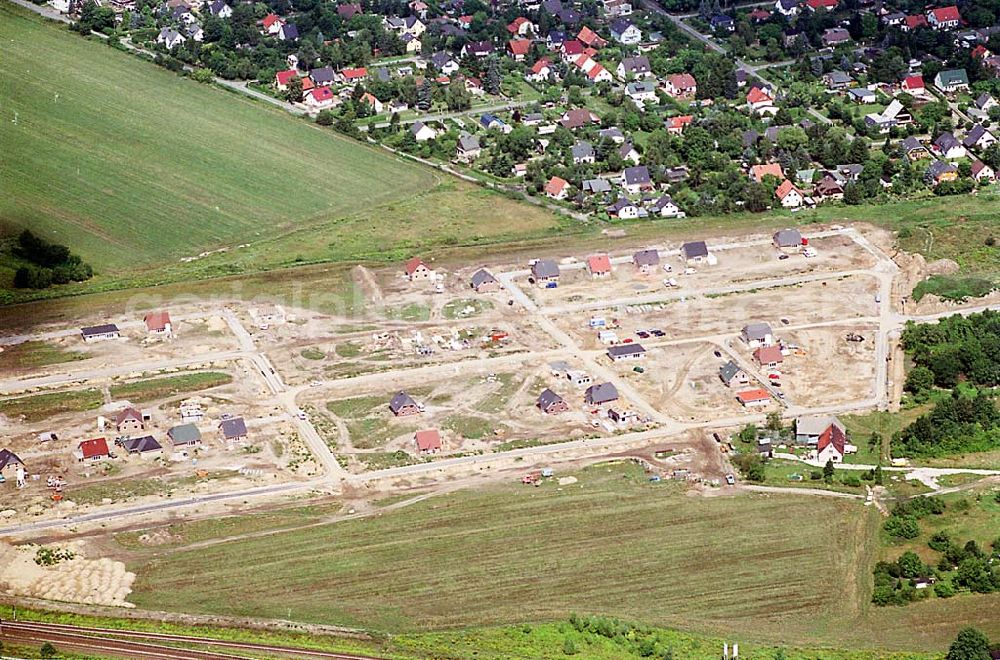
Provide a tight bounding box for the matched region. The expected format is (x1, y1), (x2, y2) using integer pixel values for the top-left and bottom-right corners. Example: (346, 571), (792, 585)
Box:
(0, 620), (387, 660)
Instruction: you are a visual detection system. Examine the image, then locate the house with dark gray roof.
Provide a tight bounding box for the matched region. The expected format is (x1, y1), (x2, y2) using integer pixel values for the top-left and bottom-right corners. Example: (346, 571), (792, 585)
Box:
(121, 435), (163, 456)
(719, 361), (750, 388)
(218, 417), (248, 445)
(680, 241), (709, 264)
(607, 344), (646, 361)
(622, 165), (652, 193)
(470, 269), (500, 293)
(583, 178), (612, 194)
(537, 388), (569, 414)
(571, 141), (595, 164)
(0, 449), (24, 473)
(773, 228), (802, 249)
(81, 324), (120, 342)
(632, 249), (660, 273)
(389, 391), (421, 416)
(741, 322), (774, 348)
(531, 259), (560, 282)
(310, 67), (336, 85)
(584, 382), (619, 405)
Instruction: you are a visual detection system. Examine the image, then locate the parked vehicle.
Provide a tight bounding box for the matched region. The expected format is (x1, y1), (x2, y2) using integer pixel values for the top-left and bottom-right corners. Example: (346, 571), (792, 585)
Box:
(725, 473), (736, 485)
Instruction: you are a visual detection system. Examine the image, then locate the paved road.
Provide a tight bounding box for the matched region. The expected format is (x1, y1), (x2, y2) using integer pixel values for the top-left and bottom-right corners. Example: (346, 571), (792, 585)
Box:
(0, 481), (317, 536)
(359, 101), (531, 131)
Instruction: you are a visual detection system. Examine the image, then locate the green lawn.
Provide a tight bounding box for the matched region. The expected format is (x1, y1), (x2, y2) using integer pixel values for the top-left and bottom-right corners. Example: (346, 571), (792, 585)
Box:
(0, 6), (562, 304)
(125, 461), (997, 652)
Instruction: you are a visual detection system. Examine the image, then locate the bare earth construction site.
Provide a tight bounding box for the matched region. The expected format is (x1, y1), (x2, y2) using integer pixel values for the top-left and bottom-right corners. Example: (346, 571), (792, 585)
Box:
(1, 223), (999, 655)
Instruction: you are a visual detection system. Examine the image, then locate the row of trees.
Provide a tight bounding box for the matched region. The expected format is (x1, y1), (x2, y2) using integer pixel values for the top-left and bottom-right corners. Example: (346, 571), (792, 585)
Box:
(902, 311), (1000, 389)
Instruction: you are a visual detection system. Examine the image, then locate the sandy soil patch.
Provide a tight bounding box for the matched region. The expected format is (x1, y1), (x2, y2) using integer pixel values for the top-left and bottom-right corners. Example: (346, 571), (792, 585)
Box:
(0, 541), (135, 607)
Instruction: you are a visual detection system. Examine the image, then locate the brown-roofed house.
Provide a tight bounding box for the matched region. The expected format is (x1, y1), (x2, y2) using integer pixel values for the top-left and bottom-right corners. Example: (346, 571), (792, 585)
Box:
(414, 429), (442, 453)
(753, 345), (784, 369)
(144, 311), (172, 335)
(750, 163), (784, 183)
(816, 424), (846, 463)
(115, 407), (144, 434)
(586, 254), (612, 278)
(405, 257), (434, 281)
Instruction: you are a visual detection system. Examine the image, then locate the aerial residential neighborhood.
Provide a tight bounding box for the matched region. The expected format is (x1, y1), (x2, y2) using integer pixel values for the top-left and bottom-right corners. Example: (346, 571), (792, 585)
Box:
(3, 0), (1000, 654)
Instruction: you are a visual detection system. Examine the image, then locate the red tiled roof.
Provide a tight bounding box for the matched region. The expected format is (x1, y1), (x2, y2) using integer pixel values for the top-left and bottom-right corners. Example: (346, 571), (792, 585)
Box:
(275, 69), (298, 86)
(971, 44), (989, 59)
(751, 162), (784, 182)
(508, 38), (531, 55)
(806, 0), (837, 8)
(667, 73), (696, 90)
(817, 424), (846, 455)
(775, 179), (799, 199)
(415, 429), (442, 451)
(262, 13), (282, 27)
(905, 14), (928, 28)
(902, 74), (924, 89)
(747, 86), (772, 104)
(666, 115), (693, 130)
(737, 389), (770, 403)
(577, 26), (606, 47)
(545, 176), (568, 196)
(930, 5), (960, 22)
(341, 67), (367, 79)
(405, 257), (427, 275)
(507, 16), (530, 33)
(310, 86), (334, 101)
(79, 437), (109, 459)
(143, 311), (171, 332)
(531, 58), (550, 74)
(562, 39), (585, 55)
(754, 345), (784, 364)
(587, 254), (612, 273)
(587, 64), (608, 80)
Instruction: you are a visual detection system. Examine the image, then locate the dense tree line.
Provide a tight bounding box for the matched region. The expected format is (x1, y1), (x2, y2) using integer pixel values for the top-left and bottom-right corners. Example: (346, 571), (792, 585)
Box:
(902, 312), (1000, 389)
(11, 230), (93, 290)
(894, 390), (1000, 457)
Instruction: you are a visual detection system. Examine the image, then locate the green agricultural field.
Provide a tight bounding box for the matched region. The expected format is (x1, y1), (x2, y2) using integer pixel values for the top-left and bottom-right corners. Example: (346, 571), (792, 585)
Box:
(0, 340), (86, 370)
(108, 371), (232, 403)
(0, 6), (561, 302)
(0, 388), (103, 422)
(123, 463), (999, 651)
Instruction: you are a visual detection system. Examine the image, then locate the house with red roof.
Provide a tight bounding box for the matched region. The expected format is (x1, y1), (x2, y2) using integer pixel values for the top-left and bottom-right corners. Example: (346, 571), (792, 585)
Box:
(405, 257), (434, 281)
(665, 115), (693, 134)
(414, 429), (442, 454)
(750, 162), (784, 183)
(737, 389), (771, 407)
(545, 176), (570, 200)
(586, 63), (613, 83)
(304, 86), (336, 110)
(507, 16), (535, 36)
(927, 5), (960, 29)
(527, 58), (552, 82)
(805, 0), (837, 10)
(746, 86), (775, 113)
(144, 311), (172, 336)
(261, 13), (284, 35)
(971, 44), (991, 60)
(561, 39), (585, 59)
(507, 38), (531, 61)
(338, 67), (368, 84)
(664, 73), (697, 99)
(360, 92), (383, 114)
(902, 14), (927, 31)
(816, 424), (846, 463)
(775, 179), (804, 208)
(275, 69), (299, 91)
(900, 74), (927, 97)
(577, 26), (607, 48)
(76, 438), (110, 462)
(754, 345), (784, 369)
(586, 254), (613, 278)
